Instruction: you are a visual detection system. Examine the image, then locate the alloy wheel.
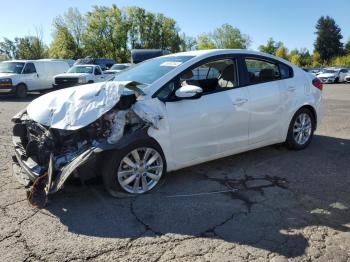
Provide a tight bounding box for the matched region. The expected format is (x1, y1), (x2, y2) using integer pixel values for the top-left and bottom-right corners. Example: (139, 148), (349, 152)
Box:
(117, 147), (163, 194)
(293, 113), (312, 145)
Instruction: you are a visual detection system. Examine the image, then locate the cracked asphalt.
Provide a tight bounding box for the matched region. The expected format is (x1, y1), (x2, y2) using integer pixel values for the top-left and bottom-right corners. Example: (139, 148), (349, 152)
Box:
(0, 84), (349, 261)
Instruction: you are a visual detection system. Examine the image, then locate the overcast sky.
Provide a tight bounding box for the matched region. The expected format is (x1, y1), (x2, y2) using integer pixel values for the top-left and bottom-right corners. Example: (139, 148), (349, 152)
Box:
(1, 0), (350, 51)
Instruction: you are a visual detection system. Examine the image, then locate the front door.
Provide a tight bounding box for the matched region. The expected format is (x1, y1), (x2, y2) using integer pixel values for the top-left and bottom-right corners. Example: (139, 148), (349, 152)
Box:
(164, 57), (250, 166)
(21, 63), (41, 90)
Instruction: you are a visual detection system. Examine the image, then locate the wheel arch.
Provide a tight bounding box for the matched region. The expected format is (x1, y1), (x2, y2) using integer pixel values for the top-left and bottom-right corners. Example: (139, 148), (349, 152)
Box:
(283, 104), (318, 142)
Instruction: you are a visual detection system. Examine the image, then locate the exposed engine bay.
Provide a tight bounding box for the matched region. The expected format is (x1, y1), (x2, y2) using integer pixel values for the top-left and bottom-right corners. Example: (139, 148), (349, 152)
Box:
(11, 81), (165, 207)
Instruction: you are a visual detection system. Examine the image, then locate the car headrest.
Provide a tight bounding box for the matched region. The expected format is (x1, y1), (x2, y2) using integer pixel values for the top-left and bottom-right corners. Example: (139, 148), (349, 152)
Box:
(220, 65), (235, 81)
(259, 68), (276, 80)
(182, 70), (194, 80)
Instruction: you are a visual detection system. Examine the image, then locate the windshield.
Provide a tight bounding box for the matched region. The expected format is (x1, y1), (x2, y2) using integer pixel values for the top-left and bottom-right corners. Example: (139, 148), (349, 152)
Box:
(323, 69), (336, 74)
(113, 56), (194, 85)
(111, 64), (129, 70)
(68, 66), (94, 74)
(0, 62), (25, 74)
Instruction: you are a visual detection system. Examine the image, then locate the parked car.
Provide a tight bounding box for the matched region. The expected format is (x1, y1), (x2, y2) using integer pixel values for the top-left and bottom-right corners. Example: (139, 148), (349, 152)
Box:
(104, 63), (131, 75)
(131, 49), (170, 64)
(0, 60), (69, 98)
(74, 57), (115, 71)
(53, 65), (108, 89)
(317, 68), (349, 83)
(11, 49), (323, 205)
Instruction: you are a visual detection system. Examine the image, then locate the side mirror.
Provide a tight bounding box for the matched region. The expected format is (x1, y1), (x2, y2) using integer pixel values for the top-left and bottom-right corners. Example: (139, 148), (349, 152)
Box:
(175, 85), (203, 99)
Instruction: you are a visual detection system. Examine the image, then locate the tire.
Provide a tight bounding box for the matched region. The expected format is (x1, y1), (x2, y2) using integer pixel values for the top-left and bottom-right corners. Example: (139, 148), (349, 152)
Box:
(335, 77), (339, 83)
(285, 108), (315, 150)
(88, 80), (94, 84)
(102, 139), (167, 197)
(15, 84), (27, 99)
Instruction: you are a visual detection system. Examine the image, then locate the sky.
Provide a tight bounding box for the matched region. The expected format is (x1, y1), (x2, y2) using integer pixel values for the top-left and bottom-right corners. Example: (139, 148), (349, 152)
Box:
(1, 0), (350, 52)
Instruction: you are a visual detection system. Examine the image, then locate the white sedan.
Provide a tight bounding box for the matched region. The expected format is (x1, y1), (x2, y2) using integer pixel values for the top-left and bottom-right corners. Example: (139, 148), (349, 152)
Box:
(12, 49), (324, 202)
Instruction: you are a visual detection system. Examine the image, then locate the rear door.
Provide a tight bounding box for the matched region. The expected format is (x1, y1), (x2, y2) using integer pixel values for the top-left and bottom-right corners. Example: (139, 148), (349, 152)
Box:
(21, 62), (41, 91)
(243, 57), (283, 144)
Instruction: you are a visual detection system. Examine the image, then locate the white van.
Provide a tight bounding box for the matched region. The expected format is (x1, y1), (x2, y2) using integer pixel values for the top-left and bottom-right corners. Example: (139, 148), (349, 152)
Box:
(0, 60), (69, 98)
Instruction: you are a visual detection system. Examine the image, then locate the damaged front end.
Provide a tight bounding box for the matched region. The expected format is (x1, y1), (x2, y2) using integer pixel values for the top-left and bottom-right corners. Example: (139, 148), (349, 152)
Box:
(11, 81), (164, 207)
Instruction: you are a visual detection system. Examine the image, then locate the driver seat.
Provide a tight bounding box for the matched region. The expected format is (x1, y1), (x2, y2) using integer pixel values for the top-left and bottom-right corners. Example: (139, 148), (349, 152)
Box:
(218, 65), (236, 89)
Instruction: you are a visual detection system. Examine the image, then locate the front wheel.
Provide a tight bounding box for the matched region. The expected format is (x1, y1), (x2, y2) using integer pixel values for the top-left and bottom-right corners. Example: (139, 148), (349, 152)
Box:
(15, 84), (27, 99)
(102, 140), (166, 197)
(285, 108), (315, 150)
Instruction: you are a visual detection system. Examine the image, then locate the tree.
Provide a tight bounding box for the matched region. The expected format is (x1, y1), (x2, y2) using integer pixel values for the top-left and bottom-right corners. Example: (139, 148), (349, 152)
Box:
(0, 38), (17, 59)
(211, 24), (250, 49)
(344, 39), (350, 55)
(314, 16), (343, 63)
(53, 7), (86, 57)
(312, 51), (322, 67)
(258, 38), (283, 55)
(83, 5), (129, 62)
(290, 53), (301, 66)
(275, 46), (288, 60)
(179, 33), (197, 51)
(49, 26), (78, 59)
(197, 24), (250, 50)
(15, 36), (47, 59)
(298, 48), (312, 67)
(197, 34), (216, 49)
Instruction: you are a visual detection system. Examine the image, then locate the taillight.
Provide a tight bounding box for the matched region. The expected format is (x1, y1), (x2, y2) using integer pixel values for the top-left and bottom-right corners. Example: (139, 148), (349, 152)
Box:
(312, 78), (323, 91)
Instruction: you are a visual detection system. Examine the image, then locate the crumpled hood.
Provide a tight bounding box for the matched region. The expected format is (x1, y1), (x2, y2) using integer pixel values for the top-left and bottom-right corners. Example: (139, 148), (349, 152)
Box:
(55, 73), (91, 78)
(27, 81), (142, 130)
(318, 73), (337, 78)
(0, 73), (17, 78)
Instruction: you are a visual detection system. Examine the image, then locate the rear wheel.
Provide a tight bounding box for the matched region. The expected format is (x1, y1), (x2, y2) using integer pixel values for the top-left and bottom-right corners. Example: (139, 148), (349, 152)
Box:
(102, 140), (166, 197)
(285, 108), (315, 150)
(15, 84), (27, 99)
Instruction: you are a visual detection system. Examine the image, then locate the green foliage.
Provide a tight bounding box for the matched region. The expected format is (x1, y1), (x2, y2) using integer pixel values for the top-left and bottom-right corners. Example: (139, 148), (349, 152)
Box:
(49, 26), (78, 59)
(290, 54), (301, 66)
(0, 36), (48, 60)
(330, 54), (350, 67)
(0, 38), (17, 59)
(179, 33), (197, 51)
(52, 7), (86, 58)
(197, 34), (216, 50)
(197, 24), (250, 50)
(344, 39), (350, 55)
(314, 16), (343, 63)
(15, 36), (48, 59)
(258, 38), (283, 55)
(275, 46), (288, 60)
(212, 24), (250, 49)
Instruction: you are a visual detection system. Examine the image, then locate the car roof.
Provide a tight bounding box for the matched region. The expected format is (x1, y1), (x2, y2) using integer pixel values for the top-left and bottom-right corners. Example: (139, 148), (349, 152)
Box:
(163, 49), (294, 66)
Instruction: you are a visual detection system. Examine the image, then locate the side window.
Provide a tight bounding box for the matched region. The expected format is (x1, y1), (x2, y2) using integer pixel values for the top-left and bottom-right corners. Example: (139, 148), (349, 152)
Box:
(22, 63), (37, 74)
(279, 63), (293, 79)
(245, 58), (280, 83)
(180, 59), (237, 94)
(95, 67), (102, 75)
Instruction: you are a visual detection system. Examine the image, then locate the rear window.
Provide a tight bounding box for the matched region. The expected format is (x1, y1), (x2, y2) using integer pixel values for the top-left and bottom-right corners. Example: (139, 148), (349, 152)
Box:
(279, 63), (293, 79)
(245, 58), (280, 83)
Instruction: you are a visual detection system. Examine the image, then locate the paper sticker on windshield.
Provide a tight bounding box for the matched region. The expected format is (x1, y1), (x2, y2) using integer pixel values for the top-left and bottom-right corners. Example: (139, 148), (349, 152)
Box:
(160, 61), (182, 67)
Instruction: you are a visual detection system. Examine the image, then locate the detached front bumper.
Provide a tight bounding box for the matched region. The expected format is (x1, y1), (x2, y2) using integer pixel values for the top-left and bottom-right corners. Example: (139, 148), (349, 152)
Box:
(12, 135), (45, 186)
(12, 134), (97, 194)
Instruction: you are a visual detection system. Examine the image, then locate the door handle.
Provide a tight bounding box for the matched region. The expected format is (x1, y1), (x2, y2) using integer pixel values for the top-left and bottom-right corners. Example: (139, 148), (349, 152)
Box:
(232, 98), (248, 106)
(287, 86), (296, 92)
